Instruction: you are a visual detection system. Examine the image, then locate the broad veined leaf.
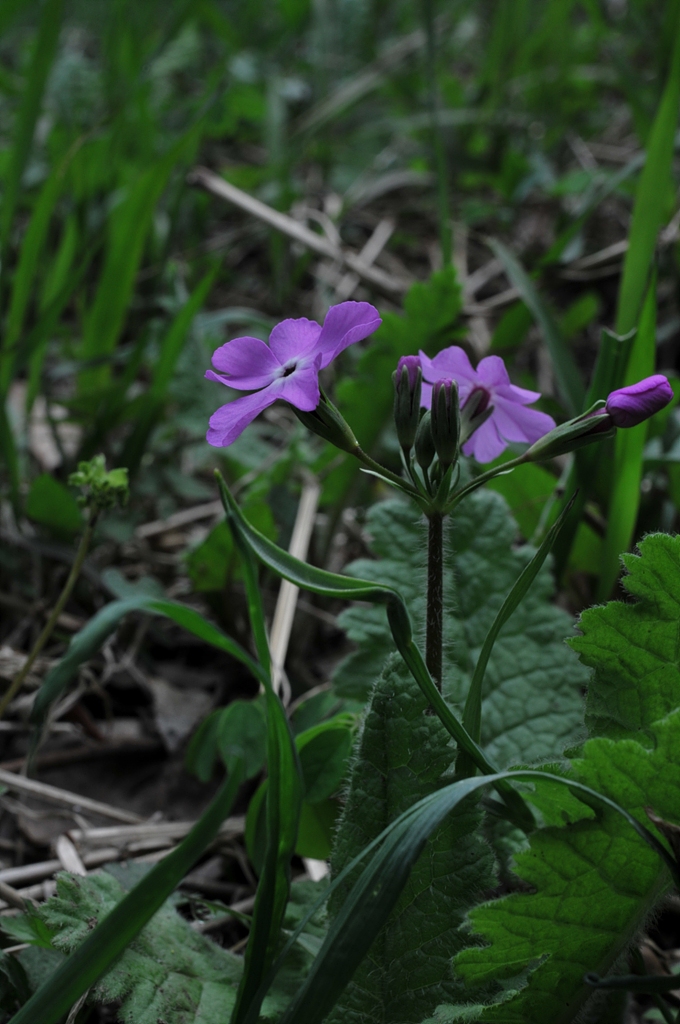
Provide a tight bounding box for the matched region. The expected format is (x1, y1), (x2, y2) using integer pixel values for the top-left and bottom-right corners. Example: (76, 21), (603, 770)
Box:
(326, 656), (496, 1024)
(216, 472), (530, 825)
(272, 763), (674, 1024)
(37, 871), (241, 1024)
(333, 489), (589, 767)
(433, 532), (680, 1024)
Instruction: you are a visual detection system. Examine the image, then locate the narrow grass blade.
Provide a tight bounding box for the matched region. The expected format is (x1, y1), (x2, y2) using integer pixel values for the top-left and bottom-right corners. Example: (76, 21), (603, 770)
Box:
(490, 239), (584, 415)
(0, 0), (26, 37)
(0, 156), (71, 393)
(275, 769), (678, 1024)
(460, 495), (577, 757)
(122, 265), (218, 475)
(228, 529), (302, 1024)
(550, 328), (635, 575)
(0, 399), (20, 512)
(78, 126), (202, 397)
(598, 280), (656, 599)
(541, 152), (646, 267)
(615, 21), (680, 336)
(0, 0), (64, 265)
(7, 766), (244, 1024)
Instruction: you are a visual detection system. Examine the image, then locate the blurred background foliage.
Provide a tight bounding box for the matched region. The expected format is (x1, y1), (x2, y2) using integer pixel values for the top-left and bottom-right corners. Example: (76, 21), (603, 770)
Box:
(1, 0), (680, 621)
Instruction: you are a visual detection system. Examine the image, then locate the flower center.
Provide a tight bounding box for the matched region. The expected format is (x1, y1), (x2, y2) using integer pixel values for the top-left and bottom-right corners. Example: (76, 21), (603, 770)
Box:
(463, 386), (491, 416)
(282, 361), (298, 378)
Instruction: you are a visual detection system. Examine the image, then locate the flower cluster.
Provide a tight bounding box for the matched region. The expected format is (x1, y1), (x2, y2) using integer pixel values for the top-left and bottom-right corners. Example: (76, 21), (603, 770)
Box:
(205, 301), (673, 475)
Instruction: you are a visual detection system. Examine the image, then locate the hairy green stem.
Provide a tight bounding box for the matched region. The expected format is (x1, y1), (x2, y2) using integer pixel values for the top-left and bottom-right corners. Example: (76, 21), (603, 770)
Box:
(0, 512), (97, 720)
(426, 513), (444, 689)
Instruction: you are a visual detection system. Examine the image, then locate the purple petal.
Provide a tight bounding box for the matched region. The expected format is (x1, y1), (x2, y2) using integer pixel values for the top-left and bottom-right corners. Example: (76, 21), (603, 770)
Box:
(505, 383), (542, 405)
(269, 318), (322, 364)
(475, 355), (511, 388)
(211, 337), (281, 390)
(420, 346), (476, 385)
(206, 388), (277, 447)
(275, 355), (322, 411)
(462, 417), (507, 463)
(492, 397), (556, 444)
(421, 381), (433, 409)
(316, 302), (382, 367)
(205, 369), (230, 386)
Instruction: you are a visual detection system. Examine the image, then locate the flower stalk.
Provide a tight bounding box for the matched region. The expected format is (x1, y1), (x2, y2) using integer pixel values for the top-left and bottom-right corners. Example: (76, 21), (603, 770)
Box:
(426, 512), (444, 690)
(0, 512), (98, 719)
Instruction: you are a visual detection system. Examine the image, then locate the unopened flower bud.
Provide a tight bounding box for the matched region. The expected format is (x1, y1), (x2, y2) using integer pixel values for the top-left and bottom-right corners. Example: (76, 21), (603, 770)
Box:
(393, 356), (422, 452)
(605, 374), (673, 427)
(431, 378), (460, 468)
(414, 411), (436, 470)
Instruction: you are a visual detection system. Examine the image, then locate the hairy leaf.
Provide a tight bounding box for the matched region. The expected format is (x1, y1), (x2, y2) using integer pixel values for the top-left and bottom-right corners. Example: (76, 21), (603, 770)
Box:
(333, 489), (589, 767)
(434, 532), (680, 1024)
(326, 656), (496, 1024)
(39, 871), (241, 1024)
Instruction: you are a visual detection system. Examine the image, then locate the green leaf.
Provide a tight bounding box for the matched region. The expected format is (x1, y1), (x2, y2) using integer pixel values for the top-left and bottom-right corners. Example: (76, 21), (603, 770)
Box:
(295, 799), (338, 860)
(296, 717), (354, 803)
(185, 710), (224, 784)
(325, 656), (497, 1024)
(25, 474), (84, 536)
(219, 699), (268, 778)
(37, 870), (241, 1023)
(275, 758), (672, 1024)
(217, 474), (529, 824)
(333, 490), (589, 768)
(437, 532), (680, 1024)
(572, 532), (680, 742)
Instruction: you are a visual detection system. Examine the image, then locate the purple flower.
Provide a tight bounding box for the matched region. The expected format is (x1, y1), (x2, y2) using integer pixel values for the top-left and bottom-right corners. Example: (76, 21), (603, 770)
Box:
(418, 346), (555, 463)
(206, 302), (381, 447)
(605, 374), (673, 428)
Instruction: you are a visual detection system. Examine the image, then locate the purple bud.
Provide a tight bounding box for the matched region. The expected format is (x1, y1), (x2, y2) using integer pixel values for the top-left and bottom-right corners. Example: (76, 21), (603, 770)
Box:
(431, 378), (460, 468)
(397, 356), (422, 390)
(393, 356), (423, 451)
(605, 375), (673, 428)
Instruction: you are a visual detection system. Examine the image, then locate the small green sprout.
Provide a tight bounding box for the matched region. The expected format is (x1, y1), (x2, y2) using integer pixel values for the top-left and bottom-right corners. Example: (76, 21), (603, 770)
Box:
(68, 455), (129, 512)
